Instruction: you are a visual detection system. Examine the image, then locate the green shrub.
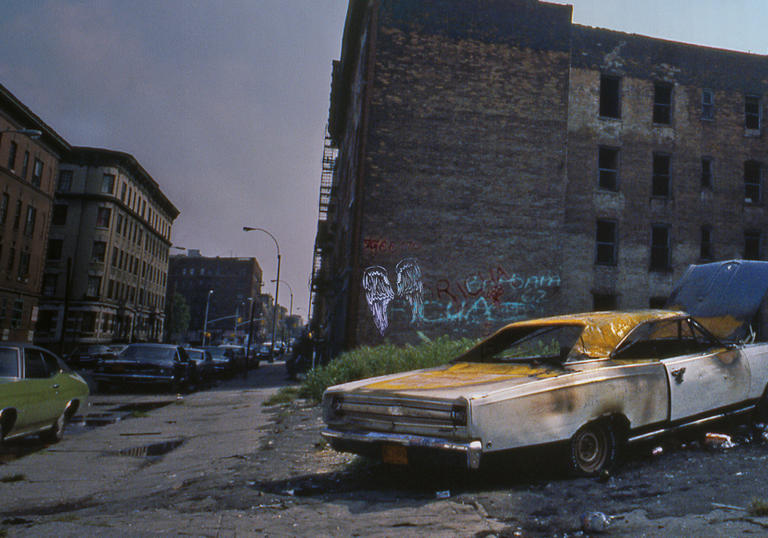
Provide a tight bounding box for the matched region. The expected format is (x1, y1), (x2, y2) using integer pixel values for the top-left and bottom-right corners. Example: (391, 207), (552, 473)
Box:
(300, 336), (475, 402)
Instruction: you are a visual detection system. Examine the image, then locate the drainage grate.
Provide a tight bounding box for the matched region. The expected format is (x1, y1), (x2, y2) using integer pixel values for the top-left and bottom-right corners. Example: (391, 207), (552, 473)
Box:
(118, 438), (184, 458)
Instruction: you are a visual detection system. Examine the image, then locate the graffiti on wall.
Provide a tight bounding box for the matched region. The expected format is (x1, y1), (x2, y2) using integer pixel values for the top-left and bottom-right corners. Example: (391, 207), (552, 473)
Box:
(363, 259), (560, 335)
(362, 258), (424, 335)
(363, 237), (421, 254)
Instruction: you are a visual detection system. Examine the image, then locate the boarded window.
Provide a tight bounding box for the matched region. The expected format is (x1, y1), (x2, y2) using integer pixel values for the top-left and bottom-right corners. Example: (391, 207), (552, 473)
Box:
(700, 226), (713, 260)
(745, 230), (762, 260)
(593, 293), (617, 311)
(701, 158), (713, 189)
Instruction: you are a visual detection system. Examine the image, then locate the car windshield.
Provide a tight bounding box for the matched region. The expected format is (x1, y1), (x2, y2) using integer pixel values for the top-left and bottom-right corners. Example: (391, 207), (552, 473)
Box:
(205, 347), (229, 360)
(187, 349), (204, 361)
(120, 346), (176, 364)
(456, 324), (585, 364)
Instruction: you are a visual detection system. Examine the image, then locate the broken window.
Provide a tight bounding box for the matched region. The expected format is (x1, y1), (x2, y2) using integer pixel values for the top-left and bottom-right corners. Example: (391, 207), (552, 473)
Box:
(700, 225), (713, 260)
(600, 75), (621, 118)
(745, 230), (762, 260)
(652, 153), (671, 198)
(701, 158), (713, 190)
(746, 95), (761, 130)
(650, 224), (671, 271)
(653, 83), (672, 124)
(745, 160), (762, 204)
(593, 293), (617, 311)
(702, 89), (714, 120)
(595, 219), (617, 265)
(598, 147), (619, 190)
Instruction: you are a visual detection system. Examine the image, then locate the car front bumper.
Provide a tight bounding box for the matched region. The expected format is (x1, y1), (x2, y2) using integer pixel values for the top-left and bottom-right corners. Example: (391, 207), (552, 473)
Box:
(321, 428), (483, 469)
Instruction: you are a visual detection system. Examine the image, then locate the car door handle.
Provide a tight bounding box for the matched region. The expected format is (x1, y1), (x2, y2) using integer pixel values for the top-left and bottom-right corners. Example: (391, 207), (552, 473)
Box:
(671, 368), (685, 384)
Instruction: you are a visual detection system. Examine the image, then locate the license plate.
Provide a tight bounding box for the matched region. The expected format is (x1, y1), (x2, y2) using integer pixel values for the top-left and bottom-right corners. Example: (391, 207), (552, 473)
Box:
(382, 444), (408, 465)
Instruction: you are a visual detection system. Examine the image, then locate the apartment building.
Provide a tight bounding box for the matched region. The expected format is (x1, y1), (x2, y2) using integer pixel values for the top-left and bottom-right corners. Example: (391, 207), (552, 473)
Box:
(0, 84), (70, 342)
(312, 0), (768, 354)
(36, 147), (179, 350)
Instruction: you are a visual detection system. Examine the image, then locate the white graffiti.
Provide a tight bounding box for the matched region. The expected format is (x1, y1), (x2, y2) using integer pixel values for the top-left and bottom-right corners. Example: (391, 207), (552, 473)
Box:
(363, 259), (424, 334)
(395, 258), (424, 324)
(362, 266), (395, 335)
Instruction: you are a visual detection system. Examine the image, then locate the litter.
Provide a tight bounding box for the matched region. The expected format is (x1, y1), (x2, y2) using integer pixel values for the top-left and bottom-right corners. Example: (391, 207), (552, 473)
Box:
(652, 446), (663, 456)
(704, 433), (736, 449)
(435, 490), (451, 499)
(580, 511), (610, 533)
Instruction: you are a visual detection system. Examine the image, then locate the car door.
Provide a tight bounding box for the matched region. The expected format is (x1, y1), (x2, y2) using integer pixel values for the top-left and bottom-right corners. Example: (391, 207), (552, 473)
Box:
(659, 321), (750, 422)
(21, 348), (57, 430)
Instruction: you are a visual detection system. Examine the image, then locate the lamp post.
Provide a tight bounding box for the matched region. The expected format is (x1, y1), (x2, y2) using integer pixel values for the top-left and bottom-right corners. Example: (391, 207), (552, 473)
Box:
(271, 279), (293, 347)
(202, 289), (213, 346)
(243, 227), (281, 361)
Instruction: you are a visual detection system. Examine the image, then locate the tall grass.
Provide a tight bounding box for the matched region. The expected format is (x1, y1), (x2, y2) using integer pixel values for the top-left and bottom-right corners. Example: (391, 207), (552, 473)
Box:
(300, 336), (475, 402)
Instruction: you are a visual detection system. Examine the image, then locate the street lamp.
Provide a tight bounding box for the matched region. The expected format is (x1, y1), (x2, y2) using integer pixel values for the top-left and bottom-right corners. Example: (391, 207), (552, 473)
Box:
(202, 289), (213, 346)
(243, 226), (281, 360)
(272, 279), (293, 346)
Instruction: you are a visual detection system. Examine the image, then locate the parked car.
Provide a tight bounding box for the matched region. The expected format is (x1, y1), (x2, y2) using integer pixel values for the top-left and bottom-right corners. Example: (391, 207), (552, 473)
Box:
(322, 260), (768, 476)
(186, 347), (215, 386)
(0, 343), (89, 444)
(218, 344), (248, 370)
(204, 346), (238, 377)
(65, 344), (116, 370)
(253, 343), (272, 365)
(92, 343), (195, 393)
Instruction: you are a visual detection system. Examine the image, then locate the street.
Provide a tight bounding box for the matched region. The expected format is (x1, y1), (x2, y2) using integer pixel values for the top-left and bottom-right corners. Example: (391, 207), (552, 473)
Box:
(5, 361), (768, 536)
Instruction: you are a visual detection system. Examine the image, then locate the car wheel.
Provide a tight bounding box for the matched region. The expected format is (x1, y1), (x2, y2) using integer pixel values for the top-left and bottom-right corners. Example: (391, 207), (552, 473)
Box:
(569, 421), (617, 476)
(40, 412), (66, 443)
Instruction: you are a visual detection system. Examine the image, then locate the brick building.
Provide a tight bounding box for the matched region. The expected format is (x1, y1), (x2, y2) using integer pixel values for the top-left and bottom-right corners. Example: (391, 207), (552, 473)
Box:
(312, 0), (768, 355)
(0, 84), (70, 342)
(36, 147), (179, 351)
(167, 253), (264, 345)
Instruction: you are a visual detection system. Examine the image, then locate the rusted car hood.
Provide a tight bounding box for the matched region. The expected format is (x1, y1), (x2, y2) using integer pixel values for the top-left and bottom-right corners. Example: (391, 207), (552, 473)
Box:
(667, 259), (768, 341)
(333, 362), (569, 400)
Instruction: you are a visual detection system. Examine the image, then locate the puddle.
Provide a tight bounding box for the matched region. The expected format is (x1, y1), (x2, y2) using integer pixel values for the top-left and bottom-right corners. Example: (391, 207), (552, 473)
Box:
(118, 438), (185, 459)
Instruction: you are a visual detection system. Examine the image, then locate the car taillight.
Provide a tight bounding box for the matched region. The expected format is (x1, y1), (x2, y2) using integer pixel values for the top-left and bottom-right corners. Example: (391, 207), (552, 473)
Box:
(451, 403), (467, 426)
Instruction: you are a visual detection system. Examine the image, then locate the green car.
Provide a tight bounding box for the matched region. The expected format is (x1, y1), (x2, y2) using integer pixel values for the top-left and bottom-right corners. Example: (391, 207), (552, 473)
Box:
(0, 343), (89, 444)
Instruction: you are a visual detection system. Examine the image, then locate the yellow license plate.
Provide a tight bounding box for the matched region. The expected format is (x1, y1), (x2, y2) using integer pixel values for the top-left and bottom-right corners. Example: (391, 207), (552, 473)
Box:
(382, 444), (408, 465)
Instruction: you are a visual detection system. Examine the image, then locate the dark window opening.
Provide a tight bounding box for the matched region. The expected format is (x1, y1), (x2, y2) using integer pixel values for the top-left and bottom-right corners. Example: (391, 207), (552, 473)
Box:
(52, 204), (67, 226)
(595, 219), (617, 265)
(57, 170), (72, 192)
(746, 95), (761, 130)
(745, 160), (762, 204)
(649, 297), (667, 309)
(702, 89), (714, 120)
(598, 147), (619, 191)
(745, 230), (762, 260)
(593, 293), (617, 311)
(700, 225), (713, 260)
(7, 141), (17, 170)
(701, 158), (713, 190)
(600, 75), (621, 118)
(653, 83), (672, 124)
(650, 224), (671, 271)
(652, 153), (671, 198)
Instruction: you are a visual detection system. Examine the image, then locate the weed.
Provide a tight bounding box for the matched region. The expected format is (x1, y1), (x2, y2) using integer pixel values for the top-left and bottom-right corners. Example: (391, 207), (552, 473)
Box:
(748, 498), (768, 516)
(130, 410), (149, 418)
(0, 474), (25, 483)
(264, 386), (301, 406)
(300, 336), (475, 402)
(52, 514), (80, 523)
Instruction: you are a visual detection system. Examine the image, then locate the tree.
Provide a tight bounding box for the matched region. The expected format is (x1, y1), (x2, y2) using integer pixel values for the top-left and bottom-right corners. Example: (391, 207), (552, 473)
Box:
(166, 292), (191, 343)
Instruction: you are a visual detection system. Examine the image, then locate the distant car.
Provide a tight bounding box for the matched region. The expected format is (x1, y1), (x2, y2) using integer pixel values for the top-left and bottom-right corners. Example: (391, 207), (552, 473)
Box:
(323, 260), (768, 476)
(0, 343), (89, 444)
(218, 344), (248, 369)
(204, 347), (238, 377)
(253, 343), (273, 364)
(92, 343), (195, 393)
(186, 348), (215, 386)
(65, 345), (116, 370)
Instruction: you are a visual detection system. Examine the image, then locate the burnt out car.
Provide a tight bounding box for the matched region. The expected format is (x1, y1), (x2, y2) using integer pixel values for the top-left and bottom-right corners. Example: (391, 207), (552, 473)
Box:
(92, 343), (194, 393)
(322, 260), (768, 475)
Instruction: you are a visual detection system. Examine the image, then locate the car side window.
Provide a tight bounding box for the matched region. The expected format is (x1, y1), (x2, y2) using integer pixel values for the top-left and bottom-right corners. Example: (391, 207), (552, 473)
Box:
(613, 318), (720, 360)
(0, 347), (19, 377)
(24, 349), (49, 378)
(41, 351), (63, 375)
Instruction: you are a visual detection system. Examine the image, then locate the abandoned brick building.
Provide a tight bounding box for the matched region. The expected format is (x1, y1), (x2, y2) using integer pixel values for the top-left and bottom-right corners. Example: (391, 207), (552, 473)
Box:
(311, 0), (768, 355)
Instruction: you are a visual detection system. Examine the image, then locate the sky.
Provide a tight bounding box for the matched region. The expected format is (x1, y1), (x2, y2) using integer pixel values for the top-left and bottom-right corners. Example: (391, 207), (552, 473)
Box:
(0, 1), (766, 323)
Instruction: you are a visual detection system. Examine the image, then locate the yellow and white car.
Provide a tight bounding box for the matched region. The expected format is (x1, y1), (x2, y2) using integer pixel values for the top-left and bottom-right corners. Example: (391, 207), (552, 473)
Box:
(322, 260), (768, 475)
(0, 344), (89, 444)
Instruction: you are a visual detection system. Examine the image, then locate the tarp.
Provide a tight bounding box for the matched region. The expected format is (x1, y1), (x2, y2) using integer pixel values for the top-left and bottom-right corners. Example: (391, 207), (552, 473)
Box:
(666, 259), (768, 341)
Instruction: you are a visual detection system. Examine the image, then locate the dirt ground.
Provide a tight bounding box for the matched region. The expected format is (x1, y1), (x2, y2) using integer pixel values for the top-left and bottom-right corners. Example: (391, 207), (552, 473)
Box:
(225, 402), (768, 536)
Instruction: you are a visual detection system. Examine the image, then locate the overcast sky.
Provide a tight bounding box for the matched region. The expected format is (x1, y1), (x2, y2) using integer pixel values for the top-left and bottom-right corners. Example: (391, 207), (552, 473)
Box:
(0, 1), (765, 322)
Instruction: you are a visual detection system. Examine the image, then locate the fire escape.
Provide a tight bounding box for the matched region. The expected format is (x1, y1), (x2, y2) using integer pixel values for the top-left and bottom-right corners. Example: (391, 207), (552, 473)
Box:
(309, 126), (338, 324)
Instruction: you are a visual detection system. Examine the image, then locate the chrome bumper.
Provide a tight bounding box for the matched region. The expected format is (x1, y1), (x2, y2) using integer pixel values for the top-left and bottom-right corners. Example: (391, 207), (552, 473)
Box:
(322, 428), (483, 469)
